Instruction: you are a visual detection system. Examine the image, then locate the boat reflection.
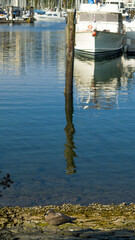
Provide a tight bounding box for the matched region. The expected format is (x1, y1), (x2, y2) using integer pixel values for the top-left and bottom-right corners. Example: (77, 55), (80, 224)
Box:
(74, 56), (133, 110)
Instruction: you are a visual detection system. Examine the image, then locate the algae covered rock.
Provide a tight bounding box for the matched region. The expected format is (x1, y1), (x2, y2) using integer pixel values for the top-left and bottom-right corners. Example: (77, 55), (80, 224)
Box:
(0, 203), (135, 239)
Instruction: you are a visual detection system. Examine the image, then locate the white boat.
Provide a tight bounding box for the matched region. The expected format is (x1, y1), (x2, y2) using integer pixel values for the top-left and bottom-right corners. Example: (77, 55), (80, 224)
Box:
(122, 18), (135, 54)
(0, 8), (7, 20)
(100, 0), (135, 54)
(105, 0), (128, 16)
(0, 13), (7, 20)
(123, 18), (135, 40)
(34, 9), (66, 22)
(123, 19), (135, 34)
(22, 11), (30, 20)
(75, 3), (125, 60)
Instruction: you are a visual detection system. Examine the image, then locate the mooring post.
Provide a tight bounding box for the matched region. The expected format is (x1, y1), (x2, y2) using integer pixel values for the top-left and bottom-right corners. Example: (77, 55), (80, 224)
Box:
(7, 7), (9, 20)
(11, 6), (13, 23)
(65, 10), (76, 94)
(29, 7), (34, 23)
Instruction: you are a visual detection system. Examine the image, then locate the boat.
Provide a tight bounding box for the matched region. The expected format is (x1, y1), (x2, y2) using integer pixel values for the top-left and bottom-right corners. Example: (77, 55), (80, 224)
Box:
(123, 18), (135, 41)
(22, 10), (30, 20)
(123, 18), (135, 54)
(103, 0), (135, 54)
(0, 8), (7, 20)
(105, 0), (128, 16)
(34, 9), (66, 22)
(75, 3), (125, 60)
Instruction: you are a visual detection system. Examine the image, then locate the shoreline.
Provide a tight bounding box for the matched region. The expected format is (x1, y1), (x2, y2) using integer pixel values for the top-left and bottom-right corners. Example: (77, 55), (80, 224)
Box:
(0, 203), (135, 239)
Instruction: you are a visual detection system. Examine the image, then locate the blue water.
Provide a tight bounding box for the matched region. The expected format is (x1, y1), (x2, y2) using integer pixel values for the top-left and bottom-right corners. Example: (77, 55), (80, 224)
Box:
(0, 22), (135, 207)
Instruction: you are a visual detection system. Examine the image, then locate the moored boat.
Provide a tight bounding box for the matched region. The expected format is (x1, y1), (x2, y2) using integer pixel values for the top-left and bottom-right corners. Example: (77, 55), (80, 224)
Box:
(34, 9), (66, 22)
(122, 18), (135, 54)
(0, 8), (7, 20)
(75, 3), (125, 60)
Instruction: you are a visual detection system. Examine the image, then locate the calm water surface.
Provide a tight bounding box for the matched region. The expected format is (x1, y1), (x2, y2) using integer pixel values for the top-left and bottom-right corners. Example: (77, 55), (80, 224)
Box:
(0, 22), (135, 207)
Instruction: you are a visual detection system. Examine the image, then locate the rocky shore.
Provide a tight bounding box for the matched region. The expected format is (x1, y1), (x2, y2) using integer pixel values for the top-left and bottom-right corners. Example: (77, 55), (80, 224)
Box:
(0, 203), (135, 239)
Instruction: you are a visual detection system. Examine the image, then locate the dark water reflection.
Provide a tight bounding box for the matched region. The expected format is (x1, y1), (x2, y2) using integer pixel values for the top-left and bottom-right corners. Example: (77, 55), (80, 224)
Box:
(0, 171), (13, 197)
(64, 94), (76, 174)
(0, 22), (135, 206)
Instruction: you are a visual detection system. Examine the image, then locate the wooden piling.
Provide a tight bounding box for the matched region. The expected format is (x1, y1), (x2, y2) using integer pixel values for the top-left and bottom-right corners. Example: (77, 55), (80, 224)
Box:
(29, 7), (34, 23)
(11, 6), (13, 23)
(65, 10), (76, 94)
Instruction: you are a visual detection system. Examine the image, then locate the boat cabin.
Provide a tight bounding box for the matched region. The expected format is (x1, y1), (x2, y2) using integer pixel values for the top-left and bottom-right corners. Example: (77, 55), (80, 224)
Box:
(76, 4), (123, 33)
(105, 0), (126, 14)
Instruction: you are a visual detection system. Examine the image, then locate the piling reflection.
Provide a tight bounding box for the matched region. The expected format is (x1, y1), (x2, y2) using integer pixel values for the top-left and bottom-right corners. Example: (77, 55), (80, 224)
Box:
(64, 93), (77, 174)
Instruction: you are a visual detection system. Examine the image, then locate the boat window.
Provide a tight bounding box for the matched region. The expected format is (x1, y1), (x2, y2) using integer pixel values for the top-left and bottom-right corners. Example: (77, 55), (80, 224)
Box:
(120, 2), (124, 8)
(48, 14), (52, 16)
(54, 14), (58, 16)
(79, 12), (120, 22)
(109, 1), (124, 8)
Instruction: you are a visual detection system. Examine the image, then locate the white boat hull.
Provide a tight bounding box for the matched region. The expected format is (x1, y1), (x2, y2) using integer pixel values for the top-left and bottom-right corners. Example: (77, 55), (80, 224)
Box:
(34, 14), (66, 22)
(0, 14), (7, 19)
(123, 20), (135, 40)
(75, 31), (125, 60)
(123, 20), (135, 54)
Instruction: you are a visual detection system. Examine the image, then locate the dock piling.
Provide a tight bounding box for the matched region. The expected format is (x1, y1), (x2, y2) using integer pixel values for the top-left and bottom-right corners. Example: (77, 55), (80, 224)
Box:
(29, 7), (34, 23)
(65, 10), (76, 94)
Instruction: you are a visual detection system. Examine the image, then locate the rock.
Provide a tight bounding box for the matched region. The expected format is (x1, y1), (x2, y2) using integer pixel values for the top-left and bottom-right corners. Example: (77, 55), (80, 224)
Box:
(0, 229), (13, 240)
(0, 203), (135, 239)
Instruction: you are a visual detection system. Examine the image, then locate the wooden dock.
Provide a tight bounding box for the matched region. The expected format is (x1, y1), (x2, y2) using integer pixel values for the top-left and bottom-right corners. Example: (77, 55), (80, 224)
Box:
(0, 19), (34, 24)
(0, 6), (34, 24)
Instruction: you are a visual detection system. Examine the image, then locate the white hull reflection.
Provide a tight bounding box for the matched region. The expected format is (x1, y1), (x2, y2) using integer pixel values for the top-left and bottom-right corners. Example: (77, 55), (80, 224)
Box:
(74, 56), (131, 110)
(75, 4), (125, 60)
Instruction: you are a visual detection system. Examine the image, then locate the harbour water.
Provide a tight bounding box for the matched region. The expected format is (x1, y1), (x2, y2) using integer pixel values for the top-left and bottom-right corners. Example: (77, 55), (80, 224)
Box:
(0, 22), (135, 207)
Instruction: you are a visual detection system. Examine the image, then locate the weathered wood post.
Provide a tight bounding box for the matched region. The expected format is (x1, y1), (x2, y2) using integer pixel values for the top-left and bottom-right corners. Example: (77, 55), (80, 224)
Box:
(11, 6), (13, 23)
(29, 7), (34, 23)
(7, 6), (9, 20)
(64, 10), (76, 173)
(65, 10), (76, 94)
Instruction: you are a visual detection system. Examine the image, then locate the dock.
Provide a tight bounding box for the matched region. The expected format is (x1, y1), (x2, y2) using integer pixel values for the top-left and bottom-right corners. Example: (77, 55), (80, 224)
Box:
(0, 19), (32, 24)
(0, 6), (34, 24)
